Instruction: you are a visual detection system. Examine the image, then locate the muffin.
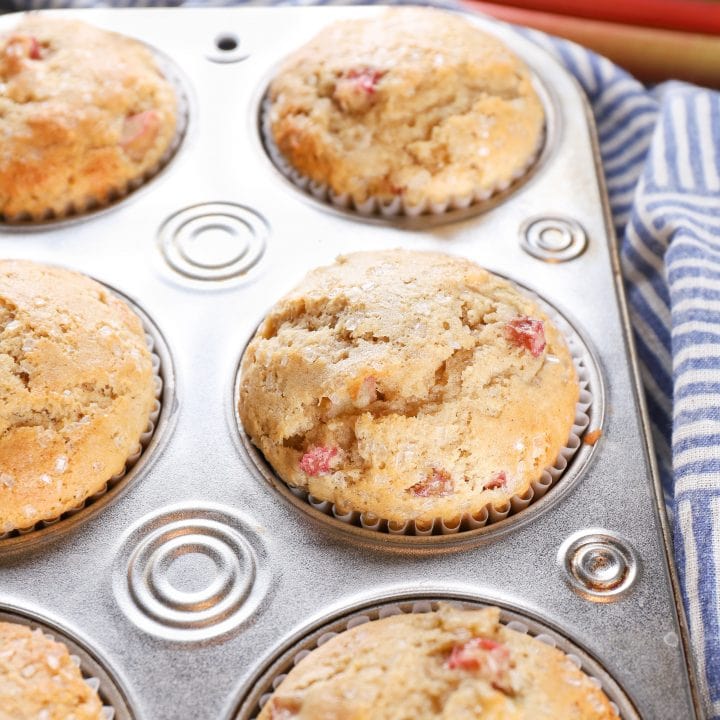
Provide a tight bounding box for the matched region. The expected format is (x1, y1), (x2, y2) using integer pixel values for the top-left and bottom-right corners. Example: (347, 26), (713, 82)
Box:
(0, 16), (178, 221)
(0, 621), (105, 720)
(239, 250), (579, 525)
(258, 604), (617, 719)
(0, 260), (156, 533)
(267, 8), (544, 212)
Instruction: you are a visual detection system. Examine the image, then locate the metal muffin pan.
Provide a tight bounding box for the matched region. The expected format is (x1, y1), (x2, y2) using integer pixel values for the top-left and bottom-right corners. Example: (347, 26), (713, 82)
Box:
(0, 6), (701, 720)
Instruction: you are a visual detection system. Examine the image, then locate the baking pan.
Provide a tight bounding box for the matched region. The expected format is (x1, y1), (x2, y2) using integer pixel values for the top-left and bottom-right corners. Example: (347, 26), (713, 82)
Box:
(0, 7), (701, 719)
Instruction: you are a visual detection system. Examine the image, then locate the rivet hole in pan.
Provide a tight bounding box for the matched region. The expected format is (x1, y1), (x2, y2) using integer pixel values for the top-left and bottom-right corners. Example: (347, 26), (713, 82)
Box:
(0, 604), (136, 719)
(0, 42), (192, 231)
(0, 279), (177, 555)
(249, 18), (562, 229)
(227, 591), (640, 720)
(231, 276), (605, 552)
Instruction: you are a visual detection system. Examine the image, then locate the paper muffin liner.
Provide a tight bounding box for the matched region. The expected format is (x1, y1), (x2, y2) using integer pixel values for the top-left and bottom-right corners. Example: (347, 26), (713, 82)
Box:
(0, 330), (163, 541)
(0, 48), (189, 225)
(261, 96), (545, 218)
(245, 599), (623, 720)
(69, 651), (116, 720)
(0, 611), (126, 720)
(273, 327), (593, 537)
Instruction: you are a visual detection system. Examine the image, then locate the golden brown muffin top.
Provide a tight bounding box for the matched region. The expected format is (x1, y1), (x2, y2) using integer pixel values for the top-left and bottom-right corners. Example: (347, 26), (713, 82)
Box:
(259, 605), (617, 720)
(239, 250), (578, 524)
(269, 8), (544, 207)
(0, 16), (178, 220)
(0, 260), (156, 532)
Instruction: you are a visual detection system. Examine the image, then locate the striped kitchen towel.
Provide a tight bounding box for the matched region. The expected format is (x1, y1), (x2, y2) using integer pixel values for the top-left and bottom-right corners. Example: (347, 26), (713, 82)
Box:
(2, 0), (720, 714)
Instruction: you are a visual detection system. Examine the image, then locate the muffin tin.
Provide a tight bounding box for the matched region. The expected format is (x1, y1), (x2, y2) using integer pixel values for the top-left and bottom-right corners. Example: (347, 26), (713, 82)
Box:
(0, 6), (702, 720)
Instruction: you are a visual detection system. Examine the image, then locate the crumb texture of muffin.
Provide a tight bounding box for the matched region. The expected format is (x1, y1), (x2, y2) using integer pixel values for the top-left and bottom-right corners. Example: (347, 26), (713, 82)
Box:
(268, 8), (544, 208)
(0, 260), (156, 532)
(258, 604), (617, 719)
(0, 621), (105, 720)
(0, 16), (178, 220)
(239, 250), (579, 524)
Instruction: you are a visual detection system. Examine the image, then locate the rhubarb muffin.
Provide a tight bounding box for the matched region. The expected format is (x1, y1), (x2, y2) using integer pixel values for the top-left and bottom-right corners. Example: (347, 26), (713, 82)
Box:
(0, 621), (105, 720)
(0, 260), (156, 533)
(258, 604), (617, 719)
(267, 7), (544, 212)
(0, 16), (178, 221)
(238, 250), (579, 525)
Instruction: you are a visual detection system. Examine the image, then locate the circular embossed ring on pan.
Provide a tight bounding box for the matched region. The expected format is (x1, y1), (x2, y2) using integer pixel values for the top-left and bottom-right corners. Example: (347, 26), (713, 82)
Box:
(112, 503), (270, 642)
(559, 528), (639, 602)
(0, 604), (136, 719)
(520, 216), (588, 263)
(158, 202), (268, 281)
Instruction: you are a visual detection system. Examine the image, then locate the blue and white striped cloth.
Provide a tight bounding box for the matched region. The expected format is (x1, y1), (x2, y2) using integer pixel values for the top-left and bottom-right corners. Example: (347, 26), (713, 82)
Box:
(3, 0), (720, 714)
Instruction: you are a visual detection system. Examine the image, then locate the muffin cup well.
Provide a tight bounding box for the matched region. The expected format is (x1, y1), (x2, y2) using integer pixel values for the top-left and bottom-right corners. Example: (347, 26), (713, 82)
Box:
(0, 48), (189, 225)
(0, 275), (176, 552)
(237, 289), (599, 540)
(233, 597), (630, 720)
(260, 96), (546, 219)
(0, 608), (134, 720)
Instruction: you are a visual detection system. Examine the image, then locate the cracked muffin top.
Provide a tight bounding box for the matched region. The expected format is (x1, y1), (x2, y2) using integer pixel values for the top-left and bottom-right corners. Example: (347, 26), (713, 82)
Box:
(267, 7), (544, 208)
(0, 16), (178, 221)
(0, 621), (105, 720)
(258, 604), (617, 720)
(238, 250), (578, 524)
(0, 260), (156, 533)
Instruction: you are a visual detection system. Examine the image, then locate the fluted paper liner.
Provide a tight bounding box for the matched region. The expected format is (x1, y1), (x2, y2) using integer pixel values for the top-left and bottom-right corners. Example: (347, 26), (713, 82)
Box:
(67, 652), (117, 720)
(261, 96), (544, 219)
(47, 632), (116, 719)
